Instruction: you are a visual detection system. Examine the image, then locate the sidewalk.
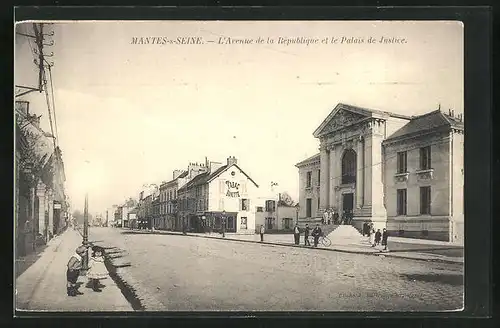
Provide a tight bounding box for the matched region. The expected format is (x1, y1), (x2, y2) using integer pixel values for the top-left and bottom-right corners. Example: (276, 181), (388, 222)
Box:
(15, 227), (132, 312)
(121, 228), (463, 264)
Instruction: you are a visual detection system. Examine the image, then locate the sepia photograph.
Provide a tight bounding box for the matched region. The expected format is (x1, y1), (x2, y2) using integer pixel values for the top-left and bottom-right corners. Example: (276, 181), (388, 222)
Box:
(14, 20), (464, 313)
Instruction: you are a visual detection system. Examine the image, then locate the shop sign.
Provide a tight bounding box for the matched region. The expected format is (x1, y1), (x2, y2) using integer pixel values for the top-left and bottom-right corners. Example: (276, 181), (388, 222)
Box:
(226, 181), (240, 198)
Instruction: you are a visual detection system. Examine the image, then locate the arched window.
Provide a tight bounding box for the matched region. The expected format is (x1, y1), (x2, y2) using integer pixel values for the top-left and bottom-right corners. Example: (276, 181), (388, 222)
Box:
(342, 149), (357, 184)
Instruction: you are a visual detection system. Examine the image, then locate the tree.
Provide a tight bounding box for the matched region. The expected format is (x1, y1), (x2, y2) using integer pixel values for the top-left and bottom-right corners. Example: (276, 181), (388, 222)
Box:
(72, 209), (93, 226)
(278, 192), (296, 207)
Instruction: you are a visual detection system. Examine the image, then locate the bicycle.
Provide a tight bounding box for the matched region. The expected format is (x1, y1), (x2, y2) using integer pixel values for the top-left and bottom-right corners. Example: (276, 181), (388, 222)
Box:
(308, 234), (332, 247)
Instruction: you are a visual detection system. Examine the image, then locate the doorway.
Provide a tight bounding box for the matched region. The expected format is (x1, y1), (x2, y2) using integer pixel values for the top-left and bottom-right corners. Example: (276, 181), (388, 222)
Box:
(342, 193), (354, 214)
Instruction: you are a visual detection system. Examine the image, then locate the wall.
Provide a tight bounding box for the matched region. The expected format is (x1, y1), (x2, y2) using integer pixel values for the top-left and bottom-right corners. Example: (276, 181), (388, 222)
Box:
(208, 165), (258, 233)
(384, 130), (452, 240)
(451, 131), (464, 243)
(298, 163), (320, 218)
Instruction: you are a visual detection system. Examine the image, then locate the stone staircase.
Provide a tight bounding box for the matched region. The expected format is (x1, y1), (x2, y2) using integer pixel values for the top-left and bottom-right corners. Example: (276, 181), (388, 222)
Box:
(325, 225), (371, 246)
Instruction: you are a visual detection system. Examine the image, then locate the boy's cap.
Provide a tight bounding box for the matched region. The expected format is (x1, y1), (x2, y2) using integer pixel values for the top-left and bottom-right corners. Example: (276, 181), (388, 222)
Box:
(76, 246), (87, 254)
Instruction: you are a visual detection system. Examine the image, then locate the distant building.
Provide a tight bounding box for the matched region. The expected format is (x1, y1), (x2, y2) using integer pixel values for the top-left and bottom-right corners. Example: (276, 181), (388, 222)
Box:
(296, 103), (464, 243)
(160, 170), (189, 231)
(255, 193), (299, 233)
(178, 156), (259, 234)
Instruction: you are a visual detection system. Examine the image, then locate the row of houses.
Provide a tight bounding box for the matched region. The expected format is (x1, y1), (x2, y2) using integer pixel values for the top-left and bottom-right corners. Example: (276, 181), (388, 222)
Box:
(15, 100), (69, 258)
(110, 156), (299, 234)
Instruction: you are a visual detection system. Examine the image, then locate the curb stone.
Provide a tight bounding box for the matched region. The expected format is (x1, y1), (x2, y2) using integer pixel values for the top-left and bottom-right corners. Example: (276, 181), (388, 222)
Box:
(102, 246), (167, 311)
(122, 229), (463, 265)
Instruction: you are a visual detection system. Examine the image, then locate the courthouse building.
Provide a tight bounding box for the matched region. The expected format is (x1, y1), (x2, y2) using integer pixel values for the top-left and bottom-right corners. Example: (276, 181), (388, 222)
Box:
(296, 103), (464, 243)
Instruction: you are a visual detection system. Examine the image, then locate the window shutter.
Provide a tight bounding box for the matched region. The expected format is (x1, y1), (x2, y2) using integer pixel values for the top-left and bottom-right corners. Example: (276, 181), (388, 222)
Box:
(239, 199), (242, 211)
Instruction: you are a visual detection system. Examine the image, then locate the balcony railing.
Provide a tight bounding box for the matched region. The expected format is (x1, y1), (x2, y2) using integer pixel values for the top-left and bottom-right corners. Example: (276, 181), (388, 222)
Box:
(394, 172), (410, 183)
(416, 168), (434, 180)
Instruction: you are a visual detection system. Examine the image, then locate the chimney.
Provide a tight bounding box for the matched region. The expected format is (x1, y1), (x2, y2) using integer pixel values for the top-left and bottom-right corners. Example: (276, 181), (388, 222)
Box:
(209, 161), (224, 173)
(173, 170), (185, 180)
(227, 156), (238, 166)
(448, 109), (451, 116)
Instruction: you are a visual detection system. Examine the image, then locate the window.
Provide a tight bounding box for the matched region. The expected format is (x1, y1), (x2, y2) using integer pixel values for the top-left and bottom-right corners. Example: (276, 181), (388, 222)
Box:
(241, 199), (250, 211)
(397, 189), (407, 215)
(397, 151), (407, 174)
(420, 186), (431, 215)
(256, 206), (263, 212)
(306, 171), (312, 188)
(265, 217), (276, 230)
(341, 149), (357, 184)
(282, 218), (293, 230)
(240, 217), (247, 229)
(306, 198), (312, 217)
(420, 146), (431, 170)
(317, 170), (321, 185)
(265, 200), (276, 212)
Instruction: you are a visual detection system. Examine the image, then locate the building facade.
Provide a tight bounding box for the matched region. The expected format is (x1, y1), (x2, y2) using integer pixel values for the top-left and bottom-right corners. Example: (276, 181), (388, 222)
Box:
(178, 156), (259, 234)
(161, 170), (189, 231)
(255, 194), (299, 233)
(382, 110), (464, 242)
(296, 103), (464, 242)
(15, 100), (68, 257)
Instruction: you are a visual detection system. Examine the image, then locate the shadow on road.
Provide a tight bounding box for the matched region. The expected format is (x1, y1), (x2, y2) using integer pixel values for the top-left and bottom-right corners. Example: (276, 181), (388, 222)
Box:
(402, 273), (463, 286)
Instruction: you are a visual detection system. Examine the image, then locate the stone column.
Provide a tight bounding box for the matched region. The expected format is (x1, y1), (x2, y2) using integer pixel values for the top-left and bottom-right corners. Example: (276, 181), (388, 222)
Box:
(356, 137), (364, 209)
(36, 182), (46, 239)
(329, 145), (336, 208)
(319, 147), (330, 211)
(47, 189), (54, 239)
(364, 119), (387, 230)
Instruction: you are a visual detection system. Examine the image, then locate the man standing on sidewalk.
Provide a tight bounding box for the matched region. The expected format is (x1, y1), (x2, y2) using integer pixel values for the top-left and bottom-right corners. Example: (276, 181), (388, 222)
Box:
(260, 225), (265, 242)
(304, 224), (311, 246)
(293, 224), (300, 245)
(312, 224), (322, 248)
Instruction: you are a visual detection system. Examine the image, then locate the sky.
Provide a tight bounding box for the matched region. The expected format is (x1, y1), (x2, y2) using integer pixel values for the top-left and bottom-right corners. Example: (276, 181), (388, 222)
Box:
(15, 20), (464, 215)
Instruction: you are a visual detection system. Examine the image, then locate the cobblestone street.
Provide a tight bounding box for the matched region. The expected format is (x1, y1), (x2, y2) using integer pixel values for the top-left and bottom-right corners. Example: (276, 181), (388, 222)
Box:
(90, 227), (463, 311)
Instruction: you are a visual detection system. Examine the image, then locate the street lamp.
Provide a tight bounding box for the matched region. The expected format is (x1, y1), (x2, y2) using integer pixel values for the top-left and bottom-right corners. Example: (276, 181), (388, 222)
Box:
(81, 193), (89, 273)
(295, 204), (300, 225)
(221, 210), (226, 238)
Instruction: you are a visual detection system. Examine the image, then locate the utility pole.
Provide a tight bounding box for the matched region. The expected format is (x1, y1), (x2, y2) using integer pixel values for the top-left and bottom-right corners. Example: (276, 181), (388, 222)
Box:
(82, 193), (89, 273)
(32, 23), (45, 92)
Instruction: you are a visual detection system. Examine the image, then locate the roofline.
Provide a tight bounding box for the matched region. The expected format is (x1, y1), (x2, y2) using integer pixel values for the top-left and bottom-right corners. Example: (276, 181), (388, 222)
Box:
(295, 153), (321, 167)
(206, 163), (259, 188)
(312, 103), (412, 138)
(383, 124), (458, 145)
(179, 163), (259, 191)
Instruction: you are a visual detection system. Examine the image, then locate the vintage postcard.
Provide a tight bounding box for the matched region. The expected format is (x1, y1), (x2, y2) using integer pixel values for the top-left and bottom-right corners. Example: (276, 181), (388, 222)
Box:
(14, 20), (464, 312)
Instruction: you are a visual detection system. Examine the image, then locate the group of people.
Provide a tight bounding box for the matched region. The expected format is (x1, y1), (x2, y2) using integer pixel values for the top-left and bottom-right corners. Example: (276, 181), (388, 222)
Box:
(363, 222), (389, 251)
(322, 208), (354, 225)
(293, 223), (323, 247)
(66, 244), (109, 297)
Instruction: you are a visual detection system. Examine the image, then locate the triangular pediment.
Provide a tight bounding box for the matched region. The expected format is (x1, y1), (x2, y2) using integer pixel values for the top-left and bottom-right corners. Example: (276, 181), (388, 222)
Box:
(313, 103), (371, 138)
